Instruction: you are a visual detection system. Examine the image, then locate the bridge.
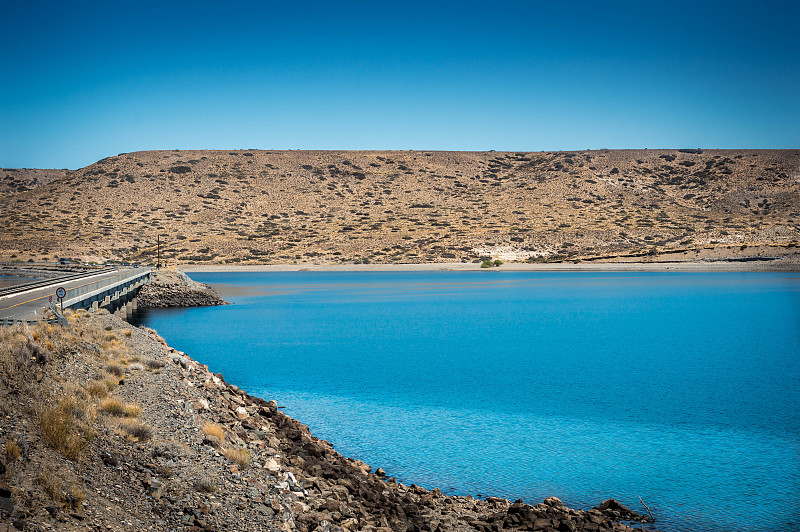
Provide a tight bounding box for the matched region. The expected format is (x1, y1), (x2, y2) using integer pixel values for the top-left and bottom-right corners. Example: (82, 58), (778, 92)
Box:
(0, 267), (152, 324)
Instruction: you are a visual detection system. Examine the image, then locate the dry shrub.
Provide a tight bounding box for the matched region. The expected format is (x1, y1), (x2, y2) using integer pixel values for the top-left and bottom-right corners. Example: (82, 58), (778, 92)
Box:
(100, 398), (140, 417)
(122, 329), (132, 337)
(105, 364), (124, 377)
(202, 422), (225, 441)
(5, 438), (21, 461)
(221, 447), (251, 468)
(103, 375), (119, 392)
(122, 421), (152, 441)
(36, 467), (85, 510)
(38, 395), (94, 460)
(145, 359), (165, 370)
(193, 478), (216, 493)
(85, 381), (109, 399)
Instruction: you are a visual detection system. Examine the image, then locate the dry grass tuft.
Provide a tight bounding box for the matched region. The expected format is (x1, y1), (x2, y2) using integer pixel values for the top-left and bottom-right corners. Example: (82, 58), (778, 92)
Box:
(122, 328), (132, 337)
(102, 375), (118, 392)
(105, 364), (124, 377)
(5, 438), (21, 461)
(122, 420), (153, 441)
(202, 422), (225, 441)
(145, 359), (165, 370)
(100, 398), (141, 417)
(193, 478), (216, 493)
(36, 467), (85, 510)
(221, 447), (251, 468)
(86, 381), (109, 399)
(38, 395), (94, 460)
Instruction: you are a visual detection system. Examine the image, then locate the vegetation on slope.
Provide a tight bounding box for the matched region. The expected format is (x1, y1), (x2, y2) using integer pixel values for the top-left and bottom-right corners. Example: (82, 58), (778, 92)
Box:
(1, 149), (797, 264)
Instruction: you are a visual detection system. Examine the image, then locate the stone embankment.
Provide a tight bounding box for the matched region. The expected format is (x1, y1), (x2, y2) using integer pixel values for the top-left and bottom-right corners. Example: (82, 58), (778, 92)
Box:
(136, 270), (228, 308)
(0, 308), (658, 531)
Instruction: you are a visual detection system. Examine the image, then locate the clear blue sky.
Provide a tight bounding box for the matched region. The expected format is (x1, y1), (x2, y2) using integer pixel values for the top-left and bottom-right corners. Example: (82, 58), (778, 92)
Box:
(1, 0), (797, 169)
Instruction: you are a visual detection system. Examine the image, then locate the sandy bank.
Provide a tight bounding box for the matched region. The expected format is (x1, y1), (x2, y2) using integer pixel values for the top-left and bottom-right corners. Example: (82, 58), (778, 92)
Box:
(181, 259), (799, 273)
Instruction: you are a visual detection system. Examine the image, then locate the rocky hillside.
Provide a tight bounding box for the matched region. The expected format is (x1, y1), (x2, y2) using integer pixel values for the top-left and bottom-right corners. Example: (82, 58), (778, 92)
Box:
(1, 150), (798, 265)
(0, 310), (654, 531)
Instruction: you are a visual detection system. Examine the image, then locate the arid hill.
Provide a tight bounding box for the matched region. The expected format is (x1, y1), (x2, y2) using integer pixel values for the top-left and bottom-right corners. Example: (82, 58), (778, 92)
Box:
(0, 168), (66, 196)
(1, 149), (798, 265)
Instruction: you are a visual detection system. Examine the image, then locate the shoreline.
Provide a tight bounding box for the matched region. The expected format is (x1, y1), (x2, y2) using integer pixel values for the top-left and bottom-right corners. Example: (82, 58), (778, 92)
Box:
(181, 259), (800, 273)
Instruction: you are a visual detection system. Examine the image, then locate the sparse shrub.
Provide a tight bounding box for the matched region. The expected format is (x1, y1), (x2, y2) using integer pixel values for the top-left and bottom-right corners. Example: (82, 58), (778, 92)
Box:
(480, 260), (492, 268)
(100, 398), (140, 417)
(493, 259), (503, 267)
(86, 381), (109, 399)
(222, 447), (251, 468)
(36, 468), (85, 510)
(38, 395), (94, 460)
(145, 359), (165, 370)
(106, 364), (124, 377)
(103, 375), (118, 392)
(122, 421), (152, 441)
(5, 438), (21, 461)
(202, 422), (225, 441)
(122, 328), (132, 337)
(169, 165), (192, 174)
(194, 478), (216, 493)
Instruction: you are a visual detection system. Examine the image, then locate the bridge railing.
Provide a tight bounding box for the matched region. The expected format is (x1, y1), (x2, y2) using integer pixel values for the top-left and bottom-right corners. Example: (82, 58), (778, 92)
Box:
(63, 269), (151, 302)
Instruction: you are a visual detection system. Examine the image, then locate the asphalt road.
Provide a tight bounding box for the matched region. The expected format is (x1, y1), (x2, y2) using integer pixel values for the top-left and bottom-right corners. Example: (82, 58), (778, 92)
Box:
(0, 268), (144, 321)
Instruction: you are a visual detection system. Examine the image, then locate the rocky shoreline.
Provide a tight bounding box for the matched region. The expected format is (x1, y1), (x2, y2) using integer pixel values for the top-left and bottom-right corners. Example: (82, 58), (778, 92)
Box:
(0, 300), (658, 531)
(135, 270), (228, 308)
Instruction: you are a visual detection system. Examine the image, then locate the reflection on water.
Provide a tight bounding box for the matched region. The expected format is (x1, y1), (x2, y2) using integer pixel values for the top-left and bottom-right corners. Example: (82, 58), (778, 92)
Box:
(136, 271), (800, 532)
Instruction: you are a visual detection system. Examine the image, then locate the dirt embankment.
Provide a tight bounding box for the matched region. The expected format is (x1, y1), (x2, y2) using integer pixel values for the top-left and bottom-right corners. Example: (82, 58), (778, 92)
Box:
(0, 310), (656, 532)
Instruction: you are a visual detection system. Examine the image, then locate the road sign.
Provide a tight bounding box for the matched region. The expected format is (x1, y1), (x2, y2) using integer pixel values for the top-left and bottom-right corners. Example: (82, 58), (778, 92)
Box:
(56, 287), (66, 299)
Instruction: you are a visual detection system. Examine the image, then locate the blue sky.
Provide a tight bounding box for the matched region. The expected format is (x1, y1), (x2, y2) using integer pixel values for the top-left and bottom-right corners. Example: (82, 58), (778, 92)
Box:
(1, 0), (797, 169)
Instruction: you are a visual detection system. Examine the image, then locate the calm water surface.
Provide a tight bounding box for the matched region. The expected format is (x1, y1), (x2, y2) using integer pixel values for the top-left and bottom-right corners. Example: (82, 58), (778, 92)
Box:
(131, 271), (800, 532)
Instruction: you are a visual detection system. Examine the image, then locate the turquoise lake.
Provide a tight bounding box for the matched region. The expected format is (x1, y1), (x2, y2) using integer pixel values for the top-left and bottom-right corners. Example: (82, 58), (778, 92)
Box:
(131, 271), (800, 532)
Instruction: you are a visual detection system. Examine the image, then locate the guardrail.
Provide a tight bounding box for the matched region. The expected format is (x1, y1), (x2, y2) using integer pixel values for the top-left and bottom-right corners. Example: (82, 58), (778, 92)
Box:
(0, 268), (116, 298)
(60, 268), (151, 305)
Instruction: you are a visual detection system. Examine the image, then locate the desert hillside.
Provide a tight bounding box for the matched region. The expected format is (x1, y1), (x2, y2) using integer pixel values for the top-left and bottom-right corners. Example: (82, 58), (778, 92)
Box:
(0, 168), (66, 196)
(1, 149), (798, 265)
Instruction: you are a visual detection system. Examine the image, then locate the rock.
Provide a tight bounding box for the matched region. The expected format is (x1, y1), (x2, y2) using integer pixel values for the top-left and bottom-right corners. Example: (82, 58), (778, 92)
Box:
(544, 496), (564, 508)
(594, 498), (643, 521)
(0, 482), (11, 499)
(374, 468), (386, 477)
(0, 496), (12, 514)
(100, 451), (120, 467)
(203, 436), (221, 448)
(145, 478), (165, 499)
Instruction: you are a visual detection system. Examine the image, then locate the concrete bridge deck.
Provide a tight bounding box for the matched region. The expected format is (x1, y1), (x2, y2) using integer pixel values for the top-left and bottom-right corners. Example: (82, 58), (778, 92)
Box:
(0, 267), (151, 323)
